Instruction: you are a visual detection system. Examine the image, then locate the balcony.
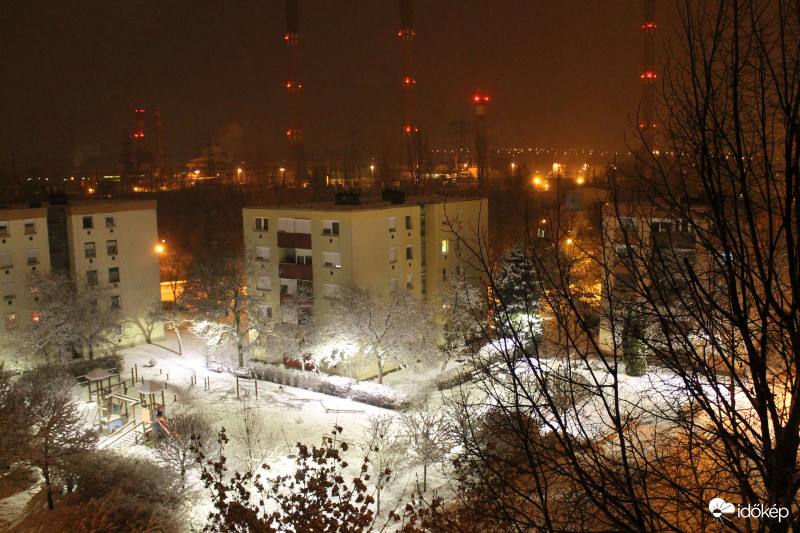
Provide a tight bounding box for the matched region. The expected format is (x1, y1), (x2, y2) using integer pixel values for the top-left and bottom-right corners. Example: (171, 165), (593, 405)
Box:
(279, 262), (313, 281)
(652, 231), (696, 250)
(277, 231), (312, 249)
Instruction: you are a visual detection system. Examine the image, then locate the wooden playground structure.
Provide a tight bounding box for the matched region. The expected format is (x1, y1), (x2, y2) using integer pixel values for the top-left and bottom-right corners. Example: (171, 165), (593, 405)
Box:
(81, 365), (177, 449)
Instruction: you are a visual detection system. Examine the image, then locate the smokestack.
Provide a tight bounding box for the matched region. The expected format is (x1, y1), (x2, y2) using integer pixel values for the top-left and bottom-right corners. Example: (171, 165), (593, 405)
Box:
(154, 107), (164, 163)
(641, 0), (656, 147)
(399, 0), (421, 182)
(285, 0), (305, 182)
(473, 91), (489, 185)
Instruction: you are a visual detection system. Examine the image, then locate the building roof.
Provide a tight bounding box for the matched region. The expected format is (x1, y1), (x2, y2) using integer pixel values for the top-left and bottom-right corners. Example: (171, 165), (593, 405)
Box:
(244, 196), (486, 213)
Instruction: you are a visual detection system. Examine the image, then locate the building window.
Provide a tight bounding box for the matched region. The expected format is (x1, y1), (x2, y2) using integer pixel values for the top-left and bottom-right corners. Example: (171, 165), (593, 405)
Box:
(389, 278), (397, 291)
(0, 252), (12, 269)
(89, 298), (98, 310)
(443, 268), (448, 282)
(107, 240), (118, 255)
(105, 215), (115, 228)
(5, 313), (17, 330)
(389, 247), (397, 263)
(295, 219), (312, 234)
(406, 274), (413, 289)
(280, 278), (297, 295)
(264, 306), (273, 319)
(651, 221), (671, 233)
(322, 220), (340, 235)
(2, 282), (17, 299)
(82, 216), (94, 229)
(25, 249), (38, 265)
(84, 242), (96, 258)
(87, 270), (98, 286)
(388, 217), (396, 232)
(675, 219), (694, 233)
(616, 245), (638, 259)
(31, 310), (42, 323)
(296, 249), (312, 265)
(108, 267), (120, 283)
(323, 252), (341, 268)
(110, 295), (121, 309)
(618, 217), (635, 230)
(24, 220), (36, 235)
(406, 246), (413, 260)
(441, 239), (449, 254)
(254, 217), (269, 231)
(0, 221), (8, 237)
(405, 215), (412, 230)
(456, 265), (462, 276)
(323, 283), (340, 299)
(114, 325), (124, 336)
(256, 247), (270, 262)
(257, 276), (272, 291)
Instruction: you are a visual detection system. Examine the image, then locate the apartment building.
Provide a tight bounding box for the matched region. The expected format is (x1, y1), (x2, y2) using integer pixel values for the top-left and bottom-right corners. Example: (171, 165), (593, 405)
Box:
(243, 197), (488, 326)
(0, 206), (50, 331)
(597, 202), (700, 352)
(1, 200), (163, 349)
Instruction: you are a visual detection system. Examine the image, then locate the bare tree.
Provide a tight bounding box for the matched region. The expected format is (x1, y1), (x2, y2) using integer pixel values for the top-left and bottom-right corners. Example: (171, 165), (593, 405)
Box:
(359, 415), (407, 516)
(400, 405), (451, 493)
(437, 271), (483, 371)
(228, 395), (275, 476)
(16, 367), (98, 510)
(152, 412), (212, 492)
(415, 2), (800, 531)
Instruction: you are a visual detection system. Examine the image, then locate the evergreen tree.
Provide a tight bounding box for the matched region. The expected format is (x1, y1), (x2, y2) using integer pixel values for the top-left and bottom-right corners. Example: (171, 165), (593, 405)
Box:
(494, 244), (545, 347)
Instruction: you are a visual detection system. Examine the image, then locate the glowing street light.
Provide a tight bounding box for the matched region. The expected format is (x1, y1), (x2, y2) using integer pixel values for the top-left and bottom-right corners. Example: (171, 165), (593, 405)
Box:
(370, 165), (375, 181)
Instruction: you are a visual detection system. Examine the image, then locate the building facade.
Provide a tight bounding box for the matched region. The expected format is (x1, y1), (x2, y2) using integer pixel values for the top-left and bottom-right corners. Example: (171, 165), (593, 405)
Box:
(243, 197), (488, 327)
(1, 200), (163, 351)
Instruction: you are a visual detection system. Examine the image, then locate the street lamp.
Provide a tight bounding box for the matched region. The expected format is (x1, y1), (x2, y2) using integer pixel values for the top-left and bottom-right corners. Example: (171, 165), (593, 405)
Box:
(237, 168), (242, 182)
(370, 165), (375, 181)
(279, 167), (286, 183)
(511, 162), (516, 177)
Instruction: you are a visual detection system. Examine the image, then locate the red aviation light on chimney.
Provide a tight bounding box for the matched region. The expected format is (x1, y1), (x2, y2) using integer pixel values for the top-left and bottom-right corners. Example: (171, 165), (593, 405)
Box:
(642, 23), (656, 28)
(641, 71), (657, 79)
(285, 34), (290, 40)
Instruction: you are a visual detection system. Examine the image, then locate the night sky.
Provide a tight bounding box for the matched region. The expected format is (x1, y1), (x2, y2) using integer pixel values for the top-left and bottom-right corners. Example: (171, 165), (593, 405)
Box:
(0, 1), (668, 172)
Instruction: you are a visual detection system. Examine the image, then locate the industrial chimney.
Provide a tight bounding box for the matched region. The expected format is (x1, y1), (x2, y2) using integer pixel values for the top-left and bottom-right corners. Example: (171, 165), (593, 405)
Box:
(641, 0), (656, 147)
(473, 91), (489, 185)
(285, 0), (305, 183)
(400, 0), (422, 183)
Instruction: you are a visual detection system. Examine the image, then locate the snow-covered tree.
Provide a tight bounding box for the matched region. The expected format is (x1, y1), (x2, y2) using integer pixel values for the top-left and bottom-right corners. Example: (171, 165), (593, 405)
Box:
(360, 415), (407, 515)
(316, 286), (438, 383)
(229, 395), (275, 476)
(15, 271), (123, 363)
(16, 367), (98, 510)
(182, 252), (276, 367)
(493, 244), (545, 349)
(152, 412), (212, 492)
(400, 405), (451, 493)
(437, 271), (484, 370)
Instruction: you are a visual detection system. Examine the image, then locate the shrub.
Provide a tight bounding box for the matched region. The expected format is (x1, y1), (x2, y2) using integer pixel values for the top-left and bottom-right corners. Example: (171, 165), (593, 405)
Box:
(67, 353), (124, 377)
(435, 365), (473, 391)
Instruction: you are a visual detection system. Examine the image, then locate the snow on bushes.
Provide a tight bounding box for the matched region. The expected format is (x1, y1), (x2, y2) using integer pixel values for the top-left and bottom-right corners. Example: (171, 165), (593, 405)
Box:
(251, 362), (409, 410)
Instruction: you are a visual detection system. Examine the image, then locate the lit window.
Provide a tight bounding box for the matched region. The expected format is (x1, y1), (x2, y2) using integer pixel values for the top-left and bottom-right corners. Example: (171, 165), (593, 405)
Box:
(108, 267), (120, 283)
(441, 239), (449, 254)
(82, 216), (93, 229)
(406, 246), (413, 260)
(257, 276), (271, 291)
(31, 310), (42, 323)
(107, 240), (118, 255)
(256, 247), (270, 262)
(322, 220), (340, 235)
(4, 313), (18, 330)
(84, 242), (96, 258)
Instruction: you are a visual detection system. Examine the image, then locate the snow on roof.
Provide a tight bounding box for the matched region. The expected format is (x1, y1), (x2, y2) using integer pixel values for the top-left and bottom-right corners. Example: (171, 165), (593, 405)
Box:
(136, 380), (167, 395)
(85, 368), (114, 381)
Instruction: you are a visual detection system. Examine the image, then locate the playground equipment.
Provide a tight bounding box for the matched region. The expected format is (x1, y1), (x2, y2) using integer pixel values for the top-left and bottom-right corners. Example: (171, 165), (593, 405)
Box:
(137, 380), (168, 444)
(83, 367), (139, 434)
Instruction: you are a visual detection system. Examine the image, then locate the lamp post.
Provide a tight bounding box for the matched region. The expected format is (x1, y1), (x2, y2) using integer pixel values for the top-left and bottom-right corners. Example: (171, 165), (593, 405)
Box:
(370, 164), (375, 182)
